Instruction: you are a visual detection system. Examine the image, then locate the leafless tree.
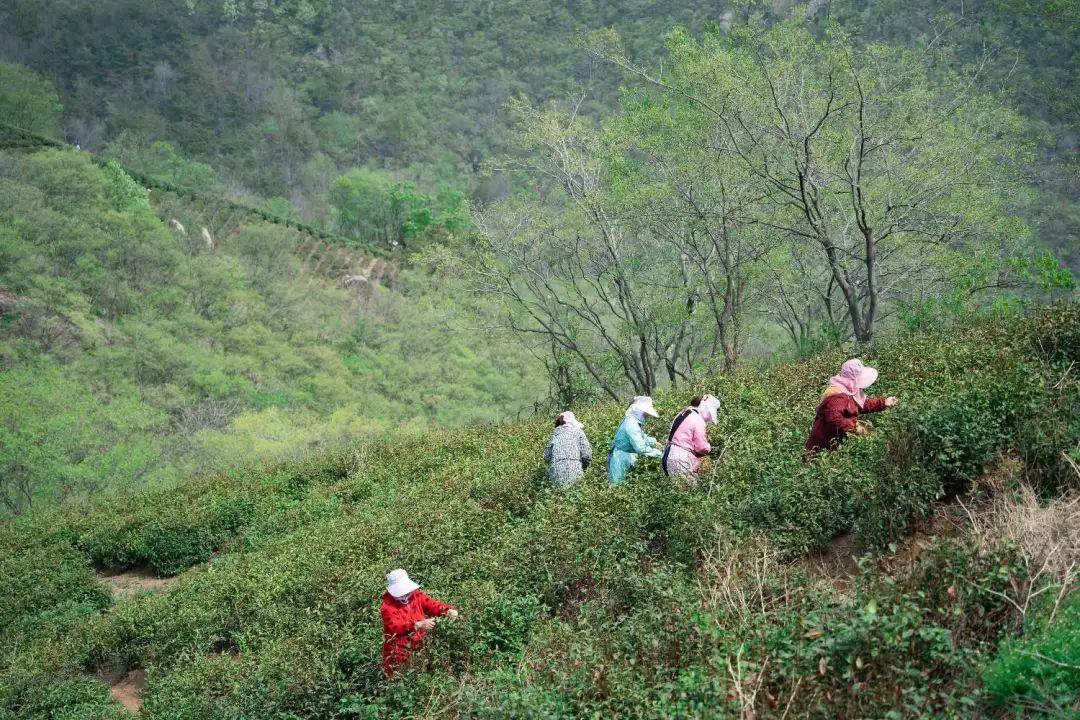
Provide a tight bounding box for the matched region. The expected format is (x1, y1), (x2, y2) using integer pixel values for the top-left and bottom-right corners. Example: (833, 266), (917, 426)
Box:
(466, 102), (704, 396)
(1, 461), (36, 515)
(590, 21), (1025, 343)
(619, 128), (775, 368)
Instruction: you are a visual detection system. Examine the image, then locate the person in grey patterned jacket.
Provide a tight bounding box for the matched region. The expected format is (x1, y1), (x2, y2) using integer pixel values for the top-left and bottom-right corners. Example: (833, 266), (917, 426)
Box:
(543, 411), (592, 488)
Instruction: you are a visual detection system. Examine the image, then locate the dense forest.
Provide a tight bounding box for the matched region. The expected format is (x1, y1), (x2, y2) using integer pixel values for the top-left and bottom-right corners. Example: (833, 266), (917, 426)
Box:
(1, 1), (1075, 261)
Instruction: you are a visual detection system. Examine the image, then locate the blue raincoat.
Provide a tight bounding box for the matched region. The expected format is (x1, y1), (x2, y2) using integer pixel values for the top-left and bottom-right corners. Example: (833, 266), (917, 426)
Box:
(607, 414), (662, 485)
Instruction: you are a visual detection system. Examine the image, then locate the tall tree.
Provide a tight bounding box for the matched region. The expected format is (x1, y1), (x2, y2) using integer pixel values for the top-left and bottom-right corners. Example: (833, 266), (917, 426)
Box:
(593, 17), (1031, 343)
(0, 63), (62, 136)
(461, 101), (704, 398)
(609, 91), (776, 368)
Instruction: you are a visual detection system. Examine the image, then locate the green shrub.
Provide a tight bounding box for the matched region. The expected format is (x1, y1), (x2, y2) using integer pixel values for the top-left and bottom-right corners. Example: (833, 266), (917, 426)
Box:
(907, 389), (1016, 496)
(0, 538), (107, 634)
(984, 591), (1080, 717)
(0, 308), (1076, 719)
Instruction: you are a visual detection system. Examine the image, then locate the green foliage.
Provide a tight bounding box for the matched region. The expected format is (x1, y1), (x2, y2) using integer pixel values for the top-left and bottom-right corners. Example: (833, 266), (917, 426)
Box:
(0, 0), (726, 205)
(0, 0), (1073, 289)
(831, 0), (1080, 271)
(99, 161), (150, 211)
(0, 536), (108, 635)
(0, 307), (1074, 719)
(0, 148), (544, 510)
(0, 62), (63, 136)
(330, 167), (467, 251)
(0, 3), (1075, 716)
(906, 385), (1016, 495)
(746, 537), (1025, 717)
(104, 136), (220, 191)
(985, 591), (1080, 717)
(464, 14), (1067, 398)
(257, 196), (299, 221)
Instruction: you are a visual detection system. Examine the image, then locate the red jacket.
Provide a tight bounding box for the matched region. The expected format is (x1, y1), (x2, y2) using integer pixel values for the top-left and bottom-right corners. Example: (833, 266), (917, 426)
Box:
(380, 590), (454, 676)
(805, 389), (888, 454)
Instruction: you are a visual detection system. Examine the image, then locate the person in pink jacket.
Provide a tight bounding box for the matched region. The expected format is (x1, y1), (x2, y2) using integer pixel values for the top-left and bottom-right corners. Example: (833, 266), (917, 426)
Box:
(662, 394), (721, 487)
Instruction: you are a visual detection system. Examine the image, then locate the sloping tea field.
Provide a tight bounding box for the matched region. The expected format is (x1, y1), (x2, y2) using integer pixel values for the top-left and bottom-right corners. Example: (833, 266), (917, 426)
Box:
(1, 308), (1077, 719)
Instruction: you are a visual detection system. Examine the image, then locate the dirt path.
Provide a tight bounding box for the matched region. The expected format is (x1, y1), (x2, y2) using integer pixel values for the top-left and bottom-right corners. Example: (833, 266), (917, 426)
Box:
(97, 568), (179, 601)
(97, 667), (146, 714)
(91, 567), (184, 712)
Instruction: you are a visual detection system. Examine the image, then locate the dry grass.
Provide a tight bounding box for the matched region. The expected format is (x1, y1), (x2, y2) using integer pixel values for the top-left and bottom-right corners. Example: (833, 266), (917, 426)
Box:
(697, 533), (796, 626)
(961, 459), (1080, 625)
(696, 534), (809, 719)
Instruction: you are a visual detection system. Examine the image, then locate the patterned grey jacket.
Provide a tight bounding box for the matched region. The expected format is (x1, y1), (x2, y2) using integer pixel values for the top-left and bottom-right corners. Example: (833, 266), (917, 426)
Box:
(543, 424), (593, 488)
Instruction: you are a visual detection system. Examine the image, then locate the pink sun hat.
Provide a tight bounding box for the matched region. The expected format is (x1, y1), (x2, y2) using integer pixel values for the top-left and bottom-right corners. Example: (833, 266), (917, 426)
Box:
(829, 359), (879, 407)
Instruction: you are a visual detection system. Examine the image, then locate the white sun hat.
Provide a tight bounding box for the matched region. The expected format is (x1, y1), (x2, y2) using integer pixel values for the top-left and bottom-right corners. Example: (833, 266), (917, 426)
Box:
(628, 395), (659, 418)
(386, 568), (420, 598)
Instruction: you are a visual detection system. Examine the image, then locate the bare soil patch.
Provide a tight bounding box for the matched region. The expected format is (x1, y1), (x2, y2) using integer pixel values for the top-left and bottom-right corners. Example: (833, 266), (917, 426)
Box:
(797, 531), (861, 590)
(95, 665), (147, 714)
(798, 460), (1017, 589)
(97, 567), (179, 601)
(111, 669), (147, 713)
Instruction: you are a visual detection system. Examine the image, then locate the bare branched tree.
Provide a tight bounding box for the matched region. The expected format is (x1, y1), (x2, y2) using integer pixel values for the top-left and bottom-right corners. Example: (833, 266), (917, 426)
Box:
(465, 102), (704, 396)
(609, 98), (776, 368)
(590, 19), (1029, 343)
(0, 460), (36, 515)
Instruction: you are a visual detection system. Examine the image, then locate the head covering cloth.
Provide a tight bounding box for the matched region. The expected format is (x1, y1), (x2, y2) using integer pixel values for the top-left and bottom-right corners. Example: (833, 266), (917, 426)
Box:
(626, 396), (659, 422)
(696, 394), (722, 424)
(557, 411), (584, 429)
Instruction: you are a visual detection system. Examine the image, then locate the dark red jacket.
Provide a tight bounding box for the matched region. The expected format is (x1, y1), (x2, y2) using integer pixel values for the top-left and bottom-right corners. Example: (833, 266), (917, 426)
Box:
(805, 390), (888, 454)
(380, 590), (454, 676)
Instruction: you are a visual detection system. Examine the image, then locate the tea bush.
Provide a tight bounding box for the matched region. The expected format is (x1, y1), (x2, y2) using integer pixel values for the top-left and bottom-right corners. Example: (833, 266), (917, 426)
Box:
(984, 591), (1080, 717)
(0, 307), (1075, 719)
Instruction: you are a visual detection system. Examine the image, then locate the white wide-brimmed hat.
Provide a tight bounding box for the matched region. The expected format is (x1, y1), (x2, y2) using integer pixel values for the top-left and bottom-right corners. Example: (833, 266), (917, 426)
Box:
(628, 395), (659, 418)
(386, 568), (420, 597)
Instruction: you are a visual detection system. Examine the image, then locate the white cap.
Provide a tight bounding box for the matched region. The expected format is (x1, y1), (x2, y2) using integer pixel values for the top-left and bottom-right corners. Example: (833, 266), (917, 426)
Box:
(628, 396), (659, 418)
(386, 568), (420, 597)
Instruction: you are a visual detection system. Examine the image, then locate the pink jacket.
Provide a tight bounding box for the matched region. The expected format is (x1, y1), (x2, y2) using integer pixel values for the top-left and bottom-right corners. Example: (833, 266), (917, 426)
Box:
(667, 408), (711, 472)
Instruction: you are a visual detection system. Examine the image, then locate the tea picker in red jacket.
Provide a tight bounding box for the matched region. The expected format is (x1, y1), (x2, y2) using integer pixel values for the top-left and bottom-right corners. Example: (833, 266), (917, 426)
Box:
(805, 359), (898, 455)
(380, 568), (458, 676)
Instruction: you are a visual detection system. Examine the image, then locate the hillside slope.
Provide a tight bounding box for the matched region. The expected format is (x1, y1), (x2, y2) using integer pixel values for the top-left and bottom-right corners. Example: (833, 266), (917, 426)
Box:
(1, 308), (1076, 719)
(3, 1), (1074, 270)
(0, 147), (544, 512)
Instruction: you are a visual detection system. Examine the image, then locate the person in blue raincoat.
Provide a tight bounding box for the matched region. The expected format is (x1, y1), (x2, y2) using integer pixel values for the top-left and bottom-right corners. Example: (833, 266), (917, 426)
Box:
(608, 396), (663, 484)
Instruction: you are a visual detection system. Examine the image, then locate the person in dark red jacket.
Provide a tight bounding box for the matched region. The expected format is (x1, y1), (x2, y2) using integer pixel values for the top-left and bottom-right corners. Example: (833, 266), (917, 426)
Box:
(805, 358), (898, 455)
(380, 568), (458, 676)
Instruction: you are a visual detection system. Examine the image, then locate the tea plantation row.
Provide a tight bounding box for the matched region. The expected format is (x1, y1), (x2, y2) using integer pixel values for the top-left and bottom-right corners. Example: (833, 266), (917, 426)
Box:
(0, 307), (1077, 718)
